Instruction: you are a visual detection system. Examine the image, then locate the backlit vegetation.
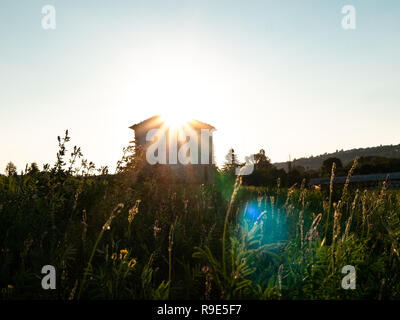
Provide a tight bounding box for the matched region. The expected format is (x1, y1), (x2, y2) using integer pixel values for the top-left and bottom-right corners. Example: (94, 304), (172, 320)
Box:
(1, 131), (400, 299)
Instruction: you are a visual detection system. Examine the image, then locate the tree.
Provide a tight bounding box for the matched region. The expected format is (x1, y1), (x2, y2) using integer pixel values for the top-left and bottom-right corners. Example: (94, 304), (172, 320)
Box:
(27, 162), (40, 175)
(349, 156), (400, 175)
(5, 162), (17, 176)
(222, 148), (239, 174)
(321, 157), (343, 175)
(243, 149), (287, 186)
(253, 149), (272, 169)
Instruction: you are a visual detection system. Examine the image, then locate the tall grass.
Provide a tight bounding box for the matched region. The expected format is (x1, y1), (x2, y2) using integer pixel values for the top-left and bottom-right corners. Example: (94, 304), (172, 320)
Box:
(1, 133), (400, 300)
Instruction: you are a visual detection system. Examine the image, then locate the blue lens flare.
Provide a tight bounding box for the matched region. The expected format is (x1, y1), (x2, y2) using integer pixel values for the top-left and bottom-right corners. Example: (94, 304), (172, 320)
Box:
(246, 202), (261, 221)
(240, 200), (288, 245)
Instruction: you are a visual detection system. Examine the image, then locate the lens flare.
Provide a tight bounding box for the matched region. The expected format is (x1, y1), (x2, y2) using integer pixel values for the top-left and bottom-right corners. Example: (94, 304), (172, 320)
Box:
(161, 113), (192, 129)
(239, 200), (288, 245)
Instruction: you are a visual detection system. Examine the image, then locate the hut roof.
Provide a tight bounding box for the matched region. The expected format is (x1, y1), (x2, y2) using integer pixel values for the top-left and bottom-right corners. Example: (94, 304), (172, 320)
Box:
(129, 115), (215, 131)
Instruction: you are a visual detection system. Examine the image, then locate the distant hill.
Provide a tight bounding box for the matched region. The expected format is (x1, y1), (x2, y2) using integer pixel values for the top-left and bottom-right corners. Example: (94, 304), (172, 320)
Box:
(274, 144), (400, 172)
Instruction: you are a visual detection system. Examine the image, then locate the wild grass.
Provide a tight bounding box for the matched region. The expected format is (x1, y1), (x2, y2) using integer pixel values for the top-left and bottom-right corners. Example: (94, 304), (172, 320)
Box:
(1, 132), (400, 300)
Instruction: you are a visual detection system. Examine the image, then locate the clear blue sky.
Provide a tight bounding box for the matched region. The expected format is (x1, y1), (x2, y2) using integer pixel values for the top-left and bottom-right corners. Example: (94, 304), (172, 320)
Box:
(1, 0), (399, 173)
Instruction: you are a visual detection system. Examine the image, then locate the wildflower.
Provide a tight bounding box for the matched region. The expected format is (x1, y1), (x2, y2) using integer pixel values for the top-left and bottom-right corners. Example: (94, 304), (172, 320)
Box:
(120, 249), (128, 259)
(81, 221), (88, 228)
(201, 266), (210, 273)
(204, 271), (212, 300)
(257, 195), (263, 207)
(7, 285), (13, 289)
(111, 253), (117, 260)
(393, 246), (400, 258)
(278, 264), (284, 292)
(102, 203), (124, 231)
(153, 220), (162, 237)
(128, 200), (141, 223)
(128, 258), (137, 269)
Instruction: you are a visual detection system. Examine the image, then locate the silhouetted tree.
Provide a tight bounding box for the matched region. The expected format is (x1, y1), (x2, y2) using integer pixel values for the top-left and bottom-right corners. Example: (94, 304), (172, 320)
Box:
(321, 157), (343, 175)
(348, 156), (400, 175)
(253, 149), (272, 168)
(27, 162), (40, 175)
(222, 148), (239, 174)
(5, 162), (17, 176)
(243, 149), (287, 186)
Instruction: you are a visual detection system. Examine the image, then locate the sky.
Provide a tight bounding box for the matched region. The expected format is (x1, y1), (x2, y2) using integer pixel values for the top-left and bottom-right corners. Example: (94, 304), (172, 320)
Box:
(1, 0), (399, 173)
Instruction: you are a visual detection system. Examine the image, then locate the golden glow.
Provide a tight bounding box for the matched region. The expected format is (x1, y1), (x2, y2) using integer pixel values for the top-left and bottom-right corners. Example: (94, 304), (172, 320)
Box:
(161, 113), (192, 129)
(115, 41), (241, 167)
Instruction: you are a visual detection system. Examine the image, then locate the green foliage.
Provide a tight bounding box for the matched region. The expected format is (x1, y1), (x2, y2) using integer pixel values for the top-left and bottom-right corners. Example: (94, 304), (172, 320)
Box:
(322, 157), (343, 175)
(1, 131), (400, 300)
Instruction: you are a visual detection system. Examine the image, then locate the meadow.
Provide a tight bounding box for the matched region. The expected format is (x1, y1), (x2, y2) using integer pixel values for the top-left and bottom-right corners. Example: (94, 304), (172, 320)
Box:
(1, 132), (400, 300)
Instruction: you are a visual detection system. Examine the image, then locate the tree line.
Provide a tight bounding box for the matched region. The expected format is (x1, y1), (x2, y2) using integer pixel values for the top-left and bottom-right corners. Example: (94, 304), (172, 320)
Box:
(221, 148), (400, 187)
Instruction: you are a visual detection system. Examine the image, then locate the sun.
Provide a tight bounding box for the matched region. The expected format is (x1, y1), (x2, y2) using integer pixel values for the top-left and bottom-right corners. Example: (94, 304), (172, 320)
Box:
(161, 113), (192, 129)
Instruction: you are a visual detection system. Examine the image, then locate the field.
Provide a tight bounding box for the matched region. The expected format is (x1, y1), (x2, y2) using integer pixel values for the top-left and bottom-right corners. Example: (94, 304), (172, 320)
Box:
(1, 134), (400, 300)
